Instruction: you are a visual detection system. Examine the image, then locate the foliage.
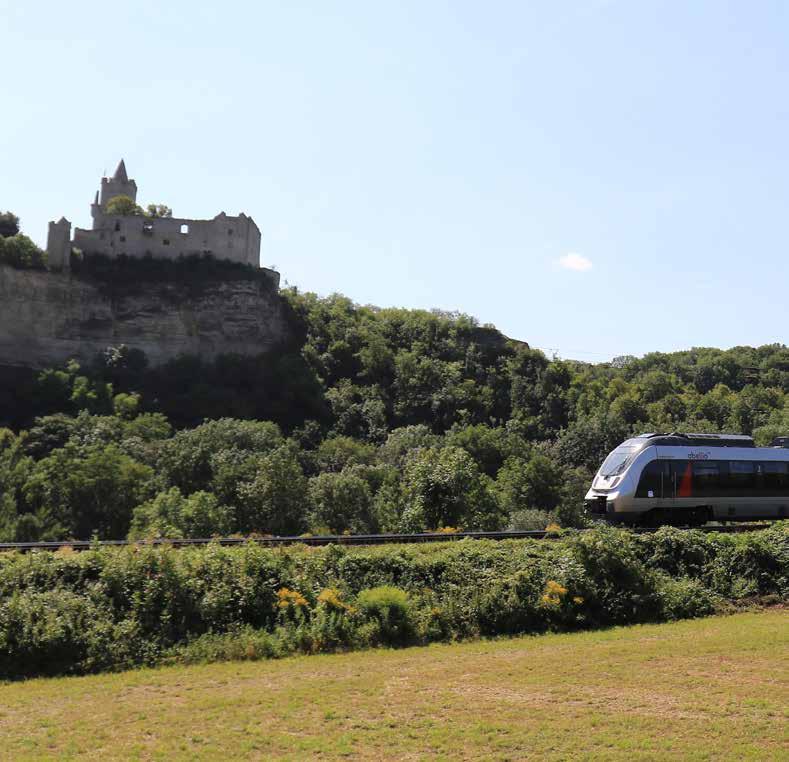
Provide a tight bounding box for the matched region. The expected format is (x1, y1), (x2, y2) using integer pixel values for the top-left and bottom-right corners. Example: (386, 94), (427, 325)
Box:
(144, 203), (172, 218)
(0, 233), (46, 269)
(105, 195), (143, 216)
(308, 471), (374, 534)
(356, 586), (414, 645)
(0, 286), (787, 542)
(234, 444), (310, 535)
(0, 525), (784, 678)
(129, 487), (234, 539)
(156, 418), (284, 494)
(495, 453), (564, 513)
(399, 446), (503, 531)
(21, 443), (154, 540)
(0, 210), (20, 238)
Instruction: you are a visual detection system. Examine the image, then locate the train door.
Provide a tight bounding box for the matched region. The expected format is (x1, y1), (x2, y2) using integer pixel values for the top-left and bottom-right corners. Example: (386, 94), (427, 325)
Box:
(668, 460), (692, 512)
(650, 460), (675, 508)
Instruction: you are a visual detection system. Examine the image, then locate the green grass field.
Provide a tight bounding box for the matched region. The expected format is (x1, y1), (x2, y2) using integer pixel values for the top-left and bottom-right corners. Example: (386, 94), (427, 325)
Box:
(1, 610), (786, 760)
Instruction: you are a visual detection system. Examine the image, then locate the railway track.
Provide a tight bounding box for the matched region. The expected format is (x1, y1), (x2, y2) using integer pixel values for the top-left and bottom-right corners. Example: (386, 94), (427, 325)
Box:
(0, 523), (773, 553)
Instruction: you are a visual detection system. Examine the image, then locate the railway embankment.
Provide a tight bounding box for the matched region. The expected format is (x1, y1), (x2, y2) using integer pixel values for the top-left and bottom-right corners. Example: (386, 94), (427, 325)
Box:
(1, 523), (786, 680)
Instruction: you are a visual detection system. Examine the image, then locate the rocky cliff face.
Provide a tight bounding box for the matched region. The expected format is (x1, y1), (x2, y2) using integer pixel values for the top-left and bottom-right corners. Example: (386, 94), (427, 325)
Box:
(0, 265), (291, 368)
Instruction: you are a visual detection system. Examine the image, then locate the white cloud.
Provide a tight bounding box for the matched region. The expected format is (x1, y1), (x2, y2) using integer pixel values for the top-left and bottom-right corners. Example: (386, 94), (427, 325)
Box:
(558, 252), (593, 272)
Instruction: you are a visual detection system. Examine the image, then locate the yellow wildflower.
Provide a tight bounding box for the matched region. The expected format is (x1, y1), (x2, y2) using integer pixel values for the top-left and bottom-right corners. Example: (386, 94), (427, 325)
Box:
(277, 588), (308, 609)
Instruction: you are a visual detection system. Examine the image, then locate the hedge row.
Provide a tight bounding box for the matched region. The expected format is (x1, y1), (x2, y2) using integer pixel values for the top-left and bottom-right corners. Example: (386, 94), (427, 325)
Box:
(0, 524), (786, 679)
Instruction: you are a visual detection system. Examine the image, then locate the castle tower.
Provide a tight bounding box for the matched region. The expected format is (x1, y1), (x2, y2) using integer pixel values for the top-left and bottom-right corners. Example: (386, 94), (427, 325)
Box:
(99, 159), (137, 210)
(46, 217), (71, 271)
(90, 190), (101, 229)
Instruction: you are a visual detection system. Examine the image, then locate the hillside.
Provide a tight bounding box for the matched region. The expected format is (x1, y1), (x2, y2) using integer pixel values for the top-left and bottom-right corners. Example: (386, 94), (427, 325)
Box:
(0, 285), (787, 542)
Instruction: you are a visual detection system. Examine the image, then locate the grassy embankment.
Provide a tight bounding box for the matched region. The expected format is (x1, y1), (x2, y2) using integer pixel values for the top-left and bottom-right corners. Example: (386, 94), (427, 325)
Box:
(0, 610), (786, 760)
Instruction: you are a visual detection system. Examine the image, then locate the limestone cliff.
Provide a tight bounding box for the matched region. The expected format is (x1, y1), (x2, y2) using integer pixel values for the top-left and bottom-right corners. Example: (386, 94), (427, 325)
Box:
(0, 264), (291, 369)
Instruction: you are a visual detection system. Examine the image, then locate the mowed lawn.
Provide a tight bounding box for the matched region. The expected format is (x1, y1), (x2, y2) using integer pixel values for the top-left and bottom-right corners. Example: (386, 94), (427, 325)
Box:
(1, 611), (787, 761)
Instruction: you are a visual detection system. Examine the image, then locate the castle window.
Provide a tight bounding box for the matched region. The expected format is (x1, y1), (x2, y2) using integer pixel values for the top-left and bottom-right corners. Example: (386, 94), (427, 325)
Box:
(143, 222), (153, 235)
(228, 229), (233, 235)
(180, 224), (189, 235)
(163, 239), (170, 246)
(120, 236), (126, 243)
(114, 222), (121, 232)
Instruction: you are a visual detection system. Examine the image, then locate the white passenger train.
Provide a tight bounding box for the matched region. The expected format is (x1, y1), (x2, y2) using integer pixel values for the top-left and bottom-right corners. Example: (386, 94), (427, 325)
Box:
(584, 433), (789, 525)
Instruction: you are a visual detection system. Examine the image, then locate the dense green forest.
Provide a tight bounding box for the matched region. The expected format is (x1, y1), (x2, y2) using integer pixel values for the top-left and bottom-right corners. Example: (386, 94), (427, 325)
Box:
(0, 275), (787, 542)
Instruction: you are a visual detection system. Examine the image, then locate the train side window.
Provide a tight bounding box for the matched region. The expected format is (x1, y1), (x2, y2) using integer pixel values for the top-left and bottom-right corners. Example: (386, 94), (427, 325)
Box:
(693, 461), (721, 497)
(763, 462), (789, 496)
(726, 461), (755, 494)
(635, 461), (662, 497)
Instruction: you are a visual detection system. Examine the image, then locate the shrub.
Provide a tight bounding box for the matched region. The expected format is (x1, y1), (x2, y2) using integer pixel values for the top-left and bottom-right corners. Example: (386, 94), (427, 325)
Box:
(656, 575), (717, 621)
(0, 589), (138, 678)
(167, 626), (286, 666)
(639, 527), (713, 578)
(356, 585), (414, 645)
(705, 529), (789, 599)
(565, 527), (663, 625)
(476, 568), (544, 635)
(508, 508), (555, 531)
(0, 525), (784, 679)
(310, 588), (357, 651)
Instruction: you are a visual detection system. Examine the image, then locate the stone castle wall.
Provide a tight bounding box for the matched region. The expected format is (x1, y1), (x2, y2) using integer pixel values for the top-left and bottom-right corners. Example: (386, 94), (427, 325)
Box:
(0, 265), (290, 369)
(74, 212), (261, 267)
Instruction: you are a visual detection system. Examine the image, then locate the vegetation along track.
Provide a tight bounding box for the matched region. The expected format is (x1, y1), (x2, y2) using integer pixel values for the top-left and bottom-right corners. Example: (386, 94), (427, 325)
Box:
(0, 523), (772, 553)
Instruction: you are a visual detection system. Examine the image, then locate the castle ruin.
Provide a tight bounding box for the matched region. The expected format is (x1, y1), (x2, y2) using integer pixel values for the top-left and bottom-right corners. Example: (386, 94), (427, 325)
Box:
(47, 160), (263, 271)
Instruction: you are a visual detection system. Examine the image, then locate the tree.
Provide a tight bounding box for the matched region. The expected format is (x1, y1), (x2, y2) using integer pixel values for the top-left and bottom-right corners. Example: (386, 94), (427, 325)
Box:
(105, 195), (142, 216)
(400, 446), (502, 531)
(609, 394), (647, 425)
(23, 444), (154, 539)
(495, 453), (563, 514)
(377, 425), (437, 466)
(312, 435), (376, 474)
(0, 234), (46, 269)
(156, 418), (283, 493)
(145, 204), (172, 218)
(22, 414), (79, 459)
(235, 444), (309, 535)
(31, 361), (114, 419)
(308, 471), (374, 534)
(129, 487), (233, 539)
(445, 423), (529, 477)
(113, 392), (141, 420)
(554, 413), (633, 471)
(0, 430), (35, 541)
(0, 211), (20, 238)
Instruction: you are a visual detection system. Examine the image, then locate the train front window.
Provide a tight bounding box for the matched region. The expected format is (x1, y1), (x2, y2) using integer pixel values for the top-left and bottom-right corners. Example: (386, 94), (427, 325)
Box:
(600, 438), (647, 478)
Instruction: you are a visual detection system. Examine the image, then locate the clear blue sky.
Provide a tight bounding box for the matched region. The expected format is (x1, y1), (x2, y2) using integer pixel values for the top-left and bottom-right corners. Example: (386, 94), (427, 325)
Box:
(2, 1), (787, 360)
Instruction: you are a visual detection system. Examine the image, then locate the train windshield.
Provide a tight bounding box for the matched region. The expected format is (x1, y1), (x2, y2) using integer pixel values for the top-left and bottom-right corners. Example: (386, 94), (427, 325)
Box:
(599, 438), (648, 478)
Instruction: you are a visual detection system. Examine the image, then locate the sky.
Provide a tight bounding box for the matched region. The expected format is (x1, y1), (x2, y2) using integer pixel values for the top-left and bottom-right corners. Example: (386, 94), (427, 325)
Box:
(1, 0), (788, 361)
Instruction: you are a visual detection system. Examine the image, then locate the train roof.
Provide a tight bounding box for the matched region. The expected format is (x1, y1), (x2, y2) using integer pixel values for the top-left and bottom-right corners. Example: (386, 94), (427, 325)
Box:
(635, 432), (756, 448)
